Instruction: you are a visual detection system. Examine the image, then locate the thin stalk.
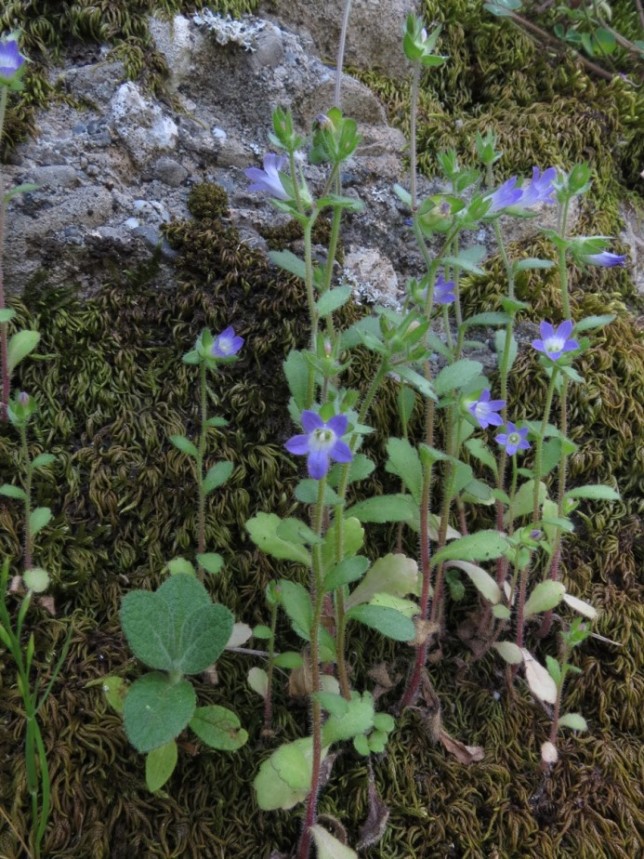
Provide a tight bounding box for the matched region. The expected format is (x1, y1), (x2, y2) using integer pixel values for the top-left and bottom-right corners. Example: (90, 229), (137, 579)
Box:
(196, 362), (208, 578)
(297, 478), (328, 859)
(262, 599), (279, 733)
(334, 0), (354, 108)
(0, 85), (10, 421)
(532, 368), (559, 522)
(20, 423), (33, 572)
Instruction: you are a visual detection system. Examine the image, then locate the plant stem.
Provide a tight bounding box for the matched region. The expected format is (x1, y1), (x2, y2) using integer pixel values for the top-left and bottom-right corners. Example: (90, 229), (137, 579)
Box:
(0, 85), (9, 421)
(196, 362), (208, 578)
(334, 0), (354, 108)
(298, 478), (328, 859)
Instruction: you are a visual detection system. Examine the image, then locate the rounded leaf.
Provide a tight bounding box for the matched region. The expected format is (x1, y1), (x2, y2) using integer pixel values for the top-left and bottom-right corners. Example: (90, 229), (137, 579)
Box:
(189, 705), (248, 751)
(123, 673), (196, 753)
(145, 740), (177, 792)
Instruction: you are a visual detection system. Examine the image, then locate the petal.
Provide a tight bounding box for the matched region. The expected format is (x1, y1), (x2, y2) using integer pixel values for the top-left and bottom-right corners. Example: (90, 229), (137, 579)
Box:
(285, 434), (310, 455)
(556, 320), (574, 339)
(330, 439), (352, 464)
(307, 449), (329, 479)
(301, 410), (323, 433)
(326, 414), (348, 436)
(486, 413), (504, 427)
(244, 167), (266, 182)
(539, 321), (555, 340)
(531, 338), (545, 352)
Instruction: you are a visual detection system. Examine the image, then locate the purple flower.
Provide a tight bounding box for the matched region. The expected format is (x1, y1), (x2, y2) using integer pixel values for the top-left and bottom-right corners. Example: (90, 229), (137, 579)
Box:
(581, 251), (625, 267)
(495, 422), (530, 456)
(245, 153), (289, 200)
(0, 39), (24, 80)
(211, 326), (244, 358)
(285, 410), (352, 479)
(485, 176), (522, 214)
(434, 274), (456, 305)
(531, 320), (579, 361)
(467, 389), (506, 429)
(518, 166), (557, 207)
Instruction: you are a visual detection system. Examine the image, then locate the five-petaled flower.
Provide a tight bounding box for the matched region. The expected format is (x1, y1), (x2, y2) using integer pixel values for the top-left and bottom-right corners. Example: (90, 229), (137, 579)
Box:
(580, 251), (625, 268)
(211, 326), (244, 359)
(0, 38), (24, 81)
(245, 153), (289, 200)
(467, 389), (506, 429)
(531, 320), (579, 361)
(285, 410), (352, 479)
(495, 422), (530, 456)
(434, 274), (456, 305)
(518, 166), (557, 208)
(485, 177), (522, 213)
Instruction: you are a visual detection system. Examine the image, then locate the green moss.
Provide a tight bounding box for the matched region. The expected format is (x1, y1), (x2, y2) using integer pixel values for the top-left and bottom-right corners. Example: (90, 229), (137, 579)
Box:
(187, 182), (230, 220)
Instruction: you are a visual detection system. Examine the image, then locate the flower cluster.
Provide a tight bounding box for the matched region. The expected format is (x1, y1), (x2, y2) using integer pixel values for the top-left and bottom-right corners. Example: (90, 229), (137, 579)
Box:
(0, 37), (25, 87)
(467, 389), (505, 429)
(531, 320), (578, 361)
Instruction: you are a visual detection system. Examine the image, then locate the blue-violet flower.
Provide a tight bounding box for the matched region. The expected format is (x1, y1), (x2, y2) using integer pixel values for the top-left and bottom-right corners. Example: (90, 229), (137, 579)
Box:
(0, 39), (23, 79)
(434, 274), (456, 305)
(531, 320), (579, 361)
(518, 166), (557, 207)
(211, 326), (244, 358)
(485, 176), (522, 213)
(285, 410), (352, 479)
(245, 153), (289, 200)
(495, 422), (530, 456)
(467, 389), (506, 429)
(580, 251), (625, 267)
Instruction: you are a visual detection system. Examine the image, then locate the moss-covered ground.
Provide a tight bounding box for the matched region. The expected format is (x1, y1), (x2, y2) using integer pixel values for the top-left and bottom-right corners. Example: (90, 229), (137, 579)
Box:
(0, 1), (642, 857)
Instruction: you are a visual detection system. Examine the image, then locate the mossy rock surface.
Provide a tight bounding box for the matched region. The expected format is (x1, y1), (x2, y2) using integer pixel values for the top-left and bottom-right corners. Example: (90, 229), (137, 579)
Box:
(0, 2), (643, 858)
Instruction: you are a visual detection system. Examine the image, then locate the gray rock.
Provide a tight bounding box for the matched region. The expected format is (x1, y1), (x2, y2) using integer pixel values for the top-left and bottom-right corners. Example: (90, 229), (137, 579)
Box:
(153, 156), (189, 187)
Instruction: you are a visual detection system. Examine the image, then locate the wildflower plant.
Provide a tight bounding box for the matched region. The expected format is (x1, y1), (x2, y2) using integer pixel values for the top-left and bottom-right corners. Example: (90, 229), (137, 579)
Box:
(0, 33), (39, 421)
(238, 12), (624, 854)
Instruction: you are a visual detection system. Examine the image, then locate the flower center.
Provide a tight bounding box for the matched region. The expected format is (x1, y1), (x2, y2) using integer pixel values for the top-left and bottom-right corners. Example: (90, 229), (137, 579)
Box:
(311, 428), (335, 451)
(546, 336), (564, 354)
(508, 432), (520, 445)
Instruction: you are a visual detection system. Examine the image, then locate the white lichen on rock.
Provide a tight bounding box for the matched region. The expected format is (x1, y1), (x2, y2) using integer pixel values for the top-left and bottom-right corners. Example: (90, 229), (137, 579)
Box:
(192, 11), (265, 51)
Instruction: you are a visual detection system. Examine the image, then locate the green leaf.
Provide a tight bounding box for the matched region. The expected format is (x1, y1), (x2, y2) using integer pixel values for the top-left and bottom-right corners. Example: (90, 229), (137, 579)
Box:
(196, 553), (224, 575)
(169, 435), (199, 459)
(189, 705), (248, 751)
(523, 581), (565, 618)
(283, 350), (311, 411)
(493, 604), (511, 619)
(254, 737), (326, 810)
(252, 624), (272, 640)
(7, 330), (40, 373)
(492, 641), (523, 665)
(0, 483), (27, 501)
(446, 560), (501, 604)
(462, 311), (509, 328)
(120, 575), (233, 674)
(31, 453), (56, 469)
(592, 28), (616, 55)
(434, 359), (483, 396)
(322, 692), (375, 743)
(29, 507), (52, 538)
(345, 553), (419, 610)
(321, 517), (364, 569)
(346, 604), (415, 641)
(248, 667), (269, 699)
(295, 480), (342, 507)
(279, 580), (313, 640)
(431, 530), (508, 567)
(273, 651), (304, 669)
(269, 249), (306, 280)
(345, 494), (417, 524)
(545, 654), (562, 685)
(573, 314), (614, 333)
(328, 453), (375, 486)
(323, 555), (370, 591)
(205, 416), (228, 428)
(166, 557), (196, 576)
(203, 461), (234, 494)
(513, 258), (554, 272)
(315, 691), (349, 718)
(246, 512), (311, 565)
(0, 308), (16, 323)
(393, 365), (436, 400)
(100, 676), (127, 714)
(505, 479), (546, 524)
(145, 740), (177, 792)
(276, 517), (323, 546)
(123, 673), (196, 753)
(316, 285), (352, 316)
(565, 485), (620, 501)
(385, 438), (422, 503)
(464, 438), (498, 477)
(442, 245), (487, 275)
(558, 712), (588, 731)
